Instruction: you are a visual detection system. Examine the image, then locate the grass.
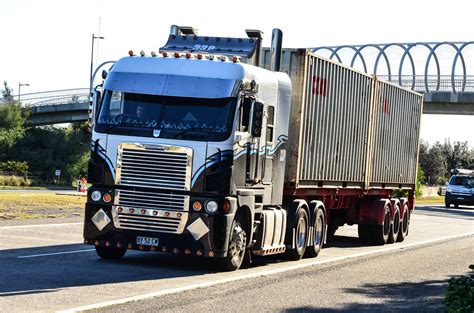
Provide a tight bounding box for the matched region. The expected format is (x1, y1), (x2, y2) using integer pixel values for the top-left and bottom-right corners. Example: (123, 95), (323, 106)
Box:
(0, 192), (86, 220)
(416, 195), (444, 203)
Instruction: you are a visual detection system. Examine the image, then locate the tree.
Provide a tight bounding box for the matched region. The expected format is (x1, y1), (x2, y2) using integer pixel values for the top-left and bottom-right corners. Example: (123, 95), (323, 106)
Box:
(1, 81), (14, 104)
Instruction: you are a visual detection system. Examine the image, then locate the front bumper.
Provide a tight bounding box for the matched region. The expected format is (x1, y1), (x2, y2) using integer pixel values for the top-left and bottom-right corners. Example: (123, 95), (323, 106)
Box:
(445, 192), (474, 206)
(83, 202), (234, 258)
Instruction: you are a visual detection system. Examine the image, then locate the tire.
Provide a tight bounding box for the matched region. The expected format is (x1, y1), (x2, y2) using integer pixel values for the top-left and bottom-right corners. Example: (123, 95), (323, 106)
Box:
(358, 223), (371, 244)
(387, 205), (400, 244)
(454, 204), (459, 208)
(396, 207), (410, 242)
(305, 208), (325, 258)
(217, 218), (247, 271)
(95, 245), (127, 259)
(370, 204), (390, 245)
(287, 208), (309, 260)
(445, 202), (450, 208)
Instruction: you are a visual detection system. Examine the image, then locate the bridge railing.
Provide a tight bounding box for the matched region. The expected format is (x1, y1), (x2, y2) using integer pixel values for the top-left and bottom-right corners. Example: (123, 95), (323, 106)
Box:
(378, 75), (474, 93)
(11, 88), (89, 107)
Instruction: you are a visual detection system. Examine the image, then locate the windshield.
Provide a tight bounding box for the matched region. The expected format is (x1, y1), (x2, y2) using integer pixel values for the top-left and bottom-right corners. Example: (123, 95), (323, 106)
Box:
(449, 175), (474, 188)
(95, 91), (237, 141)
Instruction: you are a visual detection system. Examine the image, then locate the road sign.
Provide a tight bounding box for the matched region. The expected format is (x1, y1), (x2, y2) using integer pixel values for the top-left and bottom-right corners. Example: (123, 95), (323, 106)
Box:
(55, 169), (61, 176)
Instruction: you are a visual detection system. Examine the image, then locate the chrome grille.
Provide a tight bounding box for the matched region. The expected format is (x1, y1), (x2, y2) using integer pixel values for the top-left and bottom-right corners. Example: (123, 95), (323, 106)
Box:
(116, 189), (189, 212)
(112, 206), (188, 234)
(116, 144), (192, 190)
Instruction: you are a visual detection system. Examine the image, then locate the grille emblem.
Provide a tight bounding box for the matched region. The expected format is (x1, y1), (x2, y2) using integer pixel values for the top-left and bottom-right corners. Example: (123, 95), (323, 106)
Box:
(153, 129), (161, 138)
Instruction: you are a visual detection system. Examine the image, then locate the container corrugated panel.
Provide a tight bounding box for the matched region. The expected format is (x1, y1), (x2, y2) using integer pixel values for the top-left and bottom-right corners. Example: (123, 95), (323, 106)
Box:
(297, 52), (374, 187)
(368, 79), (423, 187)
(261, 48), (422, 189)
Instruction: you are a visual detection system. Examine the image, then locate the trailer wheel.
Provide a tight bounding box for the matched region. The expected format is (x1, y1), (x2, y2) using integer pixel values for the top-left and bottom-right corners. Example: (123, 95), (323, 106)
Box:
(358, 224), (370, 244)
(370, 204), (390, 245)
(287, 208), (309, 260)
(95, 246), (127, 259)
(218, 218), (247, 271)
(387, 205), (400, 244)
(396, 207), (410, 242)
(305, 207), (325, 258)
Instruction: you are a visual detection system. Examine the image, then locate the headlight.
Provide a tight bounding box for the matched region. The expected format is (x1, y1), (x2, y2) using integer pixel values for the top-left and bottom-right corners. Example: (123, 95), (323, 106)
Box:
(91, 190), (102, 202)
(205, 201), (218, 213)
(446, 187), (452, 193)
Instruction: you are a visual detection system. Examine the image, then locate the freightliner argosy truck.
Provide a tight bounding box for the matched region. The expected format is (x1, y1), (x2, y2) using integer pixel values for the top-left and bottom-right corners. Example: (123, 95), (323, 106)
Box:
(84, 26), (423, 271)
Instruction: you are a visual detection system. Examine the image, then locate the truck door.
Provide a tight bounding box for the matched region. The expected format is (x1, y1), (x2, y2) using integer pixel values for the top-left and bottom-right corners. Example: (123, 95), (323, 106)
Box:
(262, 105), (275, 184)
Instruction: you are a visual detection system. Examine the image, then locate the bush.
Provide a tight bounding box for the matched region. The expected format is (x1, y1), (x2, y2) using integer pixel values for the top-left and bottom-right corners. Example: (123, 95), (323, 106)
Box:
(0, 175), (31, 187)
(444, 265), (474, 313)
(0, 160), (28, 172)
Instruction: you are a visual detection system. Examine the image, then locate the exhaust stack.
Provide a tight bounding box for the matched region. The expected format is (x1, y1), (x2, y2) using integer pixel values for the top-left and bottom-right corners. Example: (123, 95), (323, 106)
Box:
(271, 28), (283, 72)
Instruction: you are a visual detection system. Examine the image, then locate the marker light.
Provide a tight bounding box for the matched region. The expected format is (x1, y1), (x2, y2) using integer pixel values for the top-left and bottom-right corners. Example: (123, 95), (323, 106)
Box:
(192, 201), (203, 211)
(205, 201), (218, 213)
(128, 50), (134, 56)
(174, 52), (180, 58)
(185, 52), (192, 59)
(141, 209), (146, 214)
(91, 191), (101, 202)
(208, 54), (215, 60)
(162, 52), (168, 57)
(151, 51), (157, 57)
(196, 54), (203, 60)
(140, 50), (146, 57)
(232, 56), (240, 63)
(102, 193), (112, 203)
(222, 201), (231, 214)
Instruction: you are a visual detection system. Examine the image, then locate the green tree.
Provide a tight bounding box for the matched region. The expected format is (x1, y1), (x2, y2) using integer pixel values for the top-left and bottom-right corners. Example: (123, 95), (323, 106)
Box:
(1, 81), (14, 103)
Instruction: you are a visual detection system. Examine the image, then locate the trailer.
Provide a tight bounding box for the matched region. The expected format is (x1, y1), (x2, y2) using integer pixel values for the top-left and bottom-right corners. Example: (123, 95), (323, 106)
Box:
(83, 26), (423, 271)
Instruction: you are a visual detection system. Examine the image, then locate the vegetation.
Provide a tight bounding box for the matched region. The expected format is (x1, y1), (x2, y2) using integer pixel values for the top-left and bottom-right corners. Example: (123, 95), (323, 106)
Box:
(419, 140), (474, 185)
(0, 191), (85, 219)
(0, 82), (90, 185)
(444, 265), (474, 313)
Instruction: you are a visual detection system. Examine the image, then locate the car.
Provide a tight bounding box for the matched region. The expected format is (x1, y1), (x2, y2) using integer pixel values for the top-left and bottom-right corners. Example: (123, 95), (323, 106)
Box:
(445, 169), (474, 208)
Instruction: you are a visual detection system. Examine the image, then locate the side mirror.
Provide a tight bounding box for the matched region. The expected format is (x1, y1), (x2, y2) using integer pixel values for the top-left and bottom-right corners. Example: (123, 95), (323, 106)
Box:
(88, 89), (102, 127)
(251, 102), (264, 137)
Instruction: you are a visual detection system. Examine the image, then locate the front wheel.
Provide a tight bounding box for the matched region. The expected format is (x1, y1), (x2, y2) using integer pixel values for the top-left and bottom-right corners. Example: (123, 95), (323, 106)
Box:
(217, 219), (247, 271)
(95, 245), (127, 259)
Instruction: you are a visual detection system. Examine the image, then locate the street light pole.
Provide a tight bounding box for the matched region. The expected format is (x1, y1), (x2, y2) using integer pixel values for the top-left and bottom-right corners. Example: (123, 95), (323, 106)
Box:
(18, 82), (29, 102)
(89, 33), (105, 99)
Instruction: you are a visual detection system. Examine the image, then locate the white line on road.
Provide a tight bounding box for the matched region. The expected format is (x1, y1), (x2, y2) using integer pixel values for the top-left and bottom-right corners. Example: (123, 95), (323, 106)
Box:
(58, 232), (474, 313)
(17, 249), (95, 259)
(0, 222), (82, 229)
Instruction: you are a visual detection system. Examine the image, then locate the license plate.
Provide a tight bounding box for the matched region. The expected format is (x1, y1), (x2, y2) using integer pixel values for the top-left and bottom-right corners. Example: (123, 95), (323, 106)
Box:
(457, 197), (465, 200)
(136, 236), (159, 247)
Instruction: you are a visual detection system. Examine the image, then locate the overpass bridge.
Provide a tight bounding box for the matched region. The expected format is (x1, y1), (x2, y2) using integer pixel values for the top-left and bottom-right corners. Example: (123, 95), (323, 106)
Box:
(4, 41), (474, 125)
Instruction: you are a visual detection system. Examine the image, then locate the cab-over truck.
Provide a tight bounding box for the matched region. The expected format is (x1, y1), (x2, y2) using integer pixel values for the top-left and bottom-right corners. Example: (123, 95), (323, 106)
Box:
(84, 26), (423, 270)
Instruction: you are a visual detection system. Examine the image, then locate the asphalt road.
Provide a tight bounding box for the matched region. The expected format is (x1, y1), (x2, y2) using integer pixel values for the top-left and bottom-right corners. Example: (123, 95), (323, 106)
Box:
(0, 204), (472, 312)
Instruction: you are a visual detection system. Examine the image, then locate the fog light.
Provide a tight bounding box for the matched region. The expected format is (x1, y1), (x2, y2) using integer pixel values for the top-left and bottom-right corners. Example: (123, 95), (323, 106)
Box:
(173, 248), (179, 254)
(196, 250), (203, 256)
(184, 249), (191, 255)
(117, 242), (122, 248)
(91, 191), (101, 202)
(192, 201), (202, 212)
(205, 201), (218, 213)
(161, 246), (167, 252)
(208, 251), (215, 257)
(128, 243), (133, 249)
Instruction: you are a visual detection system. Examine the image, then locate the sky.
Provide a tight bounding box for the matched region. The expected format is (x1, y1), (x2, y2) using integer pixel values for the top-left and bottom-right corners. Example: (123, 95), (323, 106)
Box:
(0, 0), (473, 146)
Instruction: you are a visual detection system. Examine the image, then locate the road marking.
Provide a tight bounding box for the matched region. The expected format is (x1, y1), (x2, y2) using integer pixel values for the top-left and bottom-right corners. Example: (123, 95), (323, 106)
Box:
(58, 232), (474, 313)
(0, 222), (82, 229)
(17, 249), (95, 259)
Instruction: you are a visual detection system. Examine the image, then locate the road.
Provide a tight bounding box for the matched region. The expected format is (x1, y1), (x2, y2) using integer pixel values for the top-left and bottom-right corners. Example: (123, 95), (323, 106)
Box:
(0, 204), (472, 312)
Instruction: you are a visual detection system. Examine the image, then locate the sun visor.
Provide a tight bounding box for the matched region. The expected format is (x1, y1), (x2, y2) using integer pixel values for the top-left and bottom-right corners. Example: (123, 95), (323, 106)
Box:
(104, 72), (239, 98)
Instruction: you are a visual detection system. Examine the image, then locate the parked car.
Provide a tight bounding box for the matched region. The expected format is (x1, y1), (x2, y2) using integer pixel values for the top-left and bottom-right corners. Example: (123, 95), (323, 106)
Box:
(445, 169), (474, 208)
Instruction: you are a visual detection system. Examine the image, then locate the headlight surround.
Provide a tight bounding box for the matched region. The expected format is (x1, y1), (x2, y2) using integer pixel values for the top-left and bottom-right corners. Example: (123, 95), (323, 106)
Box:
(91, 190), (102, 202)
(205, 200), (218, 213)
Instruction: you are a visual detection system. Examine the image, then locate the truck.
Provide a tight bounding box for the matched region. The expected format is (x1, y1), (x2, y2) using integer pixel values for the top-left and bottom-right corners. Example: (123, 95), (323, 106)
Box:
(84, 25), (423, 271)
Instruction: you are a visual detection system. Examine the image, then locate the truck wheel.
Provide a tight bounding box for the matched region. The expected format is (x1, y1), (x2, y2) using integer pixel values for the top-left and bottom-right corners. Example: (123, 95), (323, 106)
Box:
(358, 224), (370, 244)
(218, 218), (247, 271)
(95, 245), (127, 259)
(370, 204), (390, 245)
(396, 207), (410, 242)
(287, 208), (309, 260)
(305, 208), (325, 258)
(387, 205), (400, 244)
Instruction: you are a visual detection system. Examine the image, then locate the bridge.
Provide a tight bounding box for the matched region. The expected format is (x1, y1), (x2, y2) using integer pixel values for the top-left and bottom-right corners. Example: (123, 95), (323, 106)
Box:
(2, 41), (473, 125)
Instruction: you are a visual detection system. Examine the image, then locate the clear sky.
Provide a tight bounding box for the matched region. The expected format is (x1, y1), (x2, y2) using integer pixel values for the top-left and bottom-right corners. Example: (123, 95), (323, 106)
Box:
(0, 0), (473, 145)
